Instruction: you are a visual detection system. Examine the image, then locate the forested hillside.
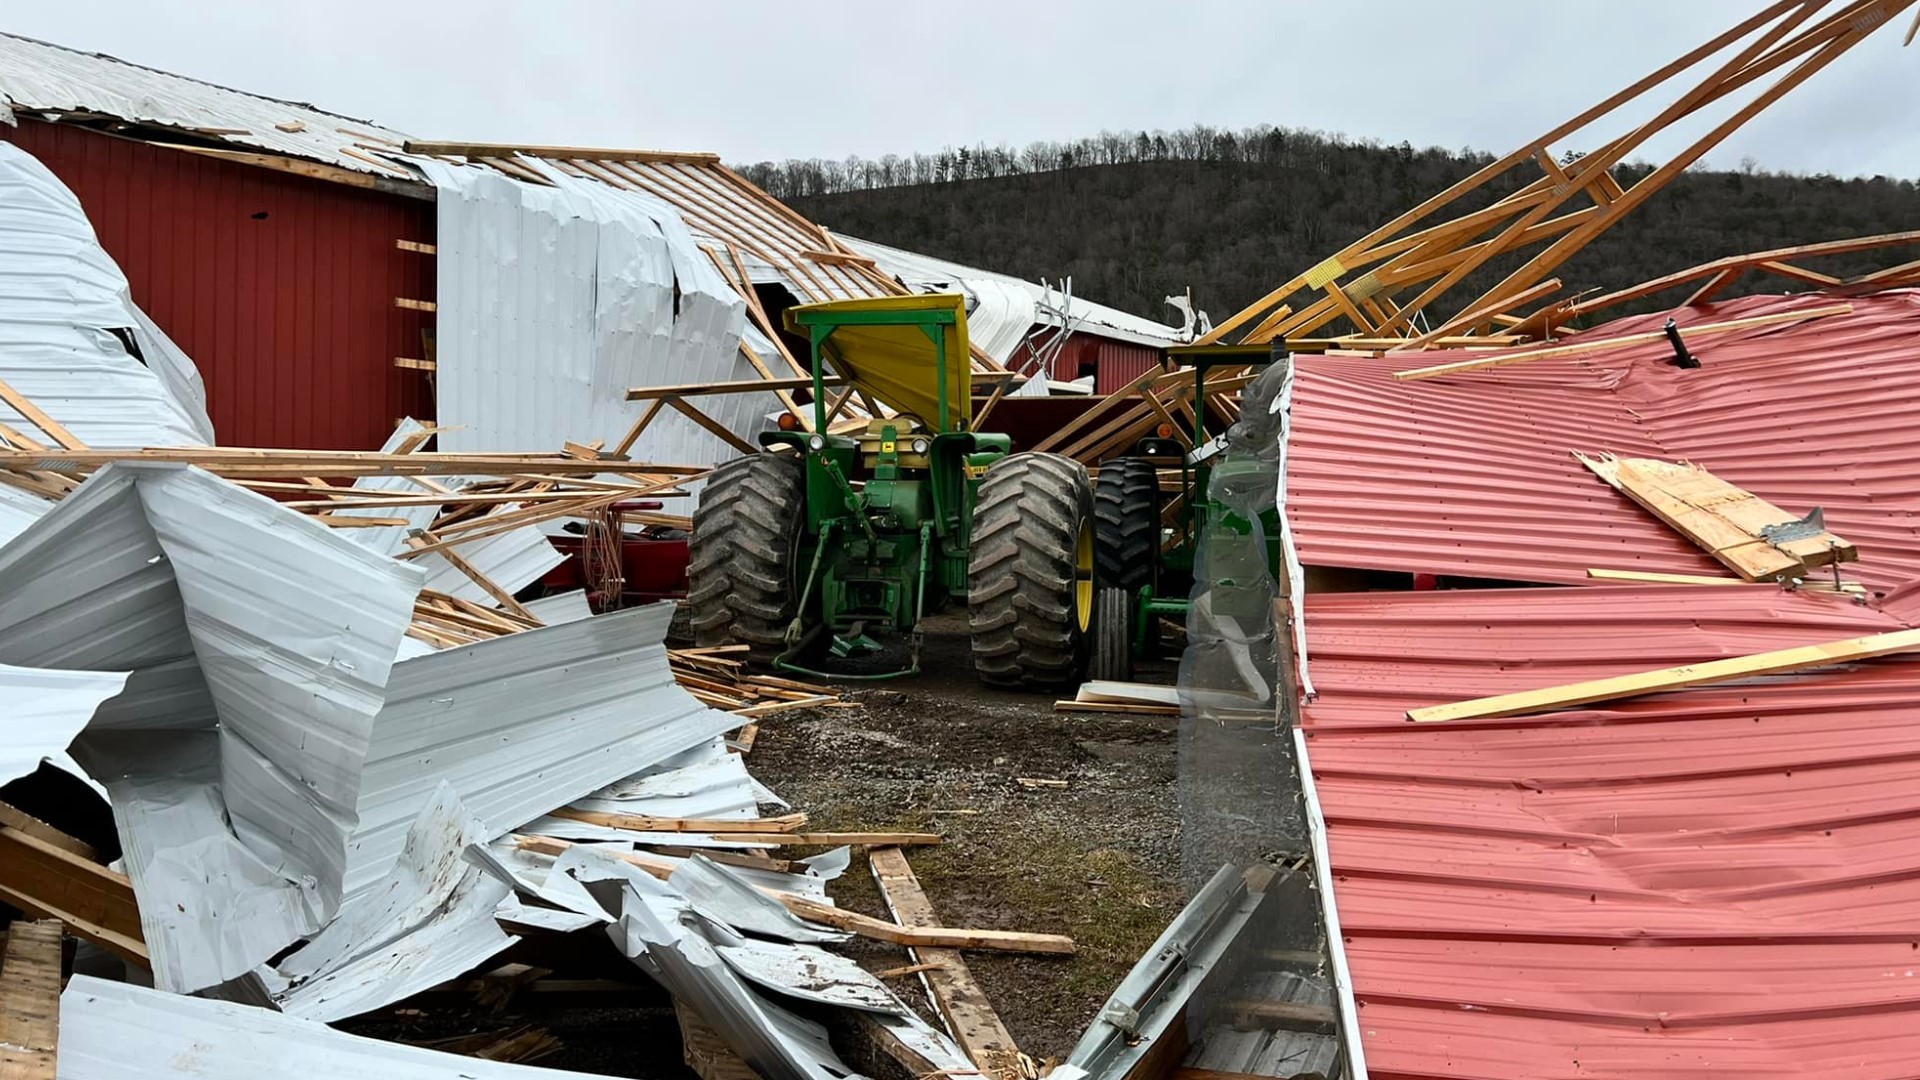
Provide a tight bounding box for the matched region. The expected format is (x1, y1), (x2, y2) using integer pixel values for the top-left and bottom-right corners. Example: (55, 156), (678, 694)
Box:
(740, 125), (1920, 328)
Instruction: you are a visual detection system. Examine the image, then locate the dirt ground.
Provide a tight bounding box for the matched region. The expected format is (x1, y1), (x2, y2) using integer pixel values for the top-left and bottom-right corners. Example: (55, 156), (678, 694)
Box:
(749, 612), (1192, 1062)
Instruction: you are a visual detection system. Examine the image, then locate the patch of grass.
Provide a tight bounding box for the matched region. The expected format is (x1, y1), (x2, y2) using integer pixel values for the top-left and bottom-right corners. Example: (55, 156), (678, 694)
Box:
(906, 823), (1184, 1002)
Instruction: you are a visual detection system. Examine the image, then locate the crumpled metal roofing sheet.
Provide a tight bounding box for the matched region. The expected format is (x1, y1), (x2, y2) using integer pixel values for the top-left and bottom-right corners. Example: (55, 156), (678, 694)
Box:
(419, 159), (769, 479)
(344, 601), (737, 899)
(1300, 582), (1920, 1079)
(1291, 291), (1920, 589)
(0, 32), (415, 178)
(0, 663), (125, 784)
(58, 974), (615, 1079)
(843, 232), (1185, 353)
(0, 143), (211, 458)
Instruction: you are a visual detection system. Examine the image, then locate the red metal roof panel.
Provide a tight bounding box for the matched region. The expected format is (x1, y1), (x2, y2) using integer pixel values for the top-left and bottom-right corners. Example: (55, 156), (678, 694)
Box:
(1301, 583), (1920, 1079)
(1291, 291), (1920, 590)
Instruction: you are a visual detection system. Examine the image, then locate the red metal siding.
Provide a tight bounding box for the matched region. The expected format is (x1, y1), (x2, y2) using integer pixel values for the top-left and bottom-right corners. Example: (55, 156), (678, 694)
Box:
(1, 119), (433, 449)
(1090, 340), (1162, 394)
(1010, 330), (1165, 393)
(1303, 584), (1920, 1078)
(1291, 290), (1920, 590)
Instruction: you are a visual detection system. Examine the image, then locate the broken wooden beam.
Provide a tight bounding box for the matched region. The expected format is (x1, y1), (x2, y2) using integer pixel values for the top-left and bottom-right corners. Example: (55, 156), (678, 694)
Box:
(0, 817), (147, 967)
(514, 835), (1070, 955)
(870, 846), (1027, 1080)
(1410, 626), (1920, 723)
(1577, 453), (1855, 580)
(546, 808), (806, 833)
(1391, 303), (1852, 380)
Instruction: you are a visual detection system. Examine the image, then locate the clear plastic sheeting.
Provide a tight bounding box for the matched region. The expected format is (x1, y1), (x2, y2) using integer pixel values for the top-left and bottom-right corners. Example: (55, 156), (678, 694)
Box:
(1163, 354), (1354, 1078)
(1176, 358), (1300, 885)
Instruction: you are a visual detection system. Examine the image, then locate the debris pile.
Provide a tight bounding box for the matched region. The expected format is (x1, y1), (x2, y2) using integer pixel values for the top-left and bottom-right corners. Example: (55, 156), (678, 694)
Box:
(0, 132), (1071, 1080)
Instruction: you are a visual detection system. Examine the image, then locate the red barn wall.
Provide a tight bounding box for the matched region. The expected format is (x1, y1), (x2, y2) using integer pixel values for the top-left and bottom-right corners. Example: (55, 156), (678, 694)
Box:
(1012, 329), (1165, 394)
(2, 119), (434, 449)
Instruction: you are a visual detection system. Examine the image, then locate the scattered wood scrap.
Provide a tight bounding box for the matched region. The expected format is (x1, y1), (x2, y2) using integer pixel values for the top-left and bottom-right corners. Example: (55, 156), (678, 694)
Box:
(1576, 453), (1856, 581)
(1057, 680), (1180, 715)
(677, 1001), (760, 1080)
(1409, 626), (1920, 723)
(0, 920), (62, 1080)
(1392, 303), (1852, 381)
(870, 846), (1029, 1080)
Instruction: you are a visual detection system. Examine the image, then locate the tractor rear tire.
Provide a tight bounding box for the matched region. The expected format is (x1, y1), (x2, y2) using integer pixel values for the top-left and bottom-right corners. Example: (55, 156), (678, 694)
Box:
(1089, 586), (1132, 684)
(968, 452), (1096, 690)
(688, 453), (804, 668)
(1094, 457), (1160, 591)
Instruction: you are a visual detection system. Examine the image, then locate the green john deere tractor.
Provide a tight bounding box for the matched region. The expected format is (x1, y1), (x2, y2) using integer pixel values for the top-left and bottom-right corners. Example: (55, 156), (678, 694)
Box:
(687, 294), (1100, 690)
(1090, 343), (1285, 679)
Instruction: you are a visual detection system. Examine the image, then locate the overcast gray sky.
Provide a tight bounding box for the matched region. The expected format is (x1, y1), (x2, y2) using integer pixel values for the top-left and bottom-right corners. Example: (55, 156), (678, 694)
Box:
(8, 1), (1917, 177)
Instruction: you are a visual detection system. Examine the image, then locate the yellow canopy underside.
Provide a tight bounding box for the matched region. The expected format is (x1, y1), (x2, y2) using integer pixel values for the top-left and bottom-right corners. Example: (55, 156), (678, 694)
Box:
(784, 294), (972, 429)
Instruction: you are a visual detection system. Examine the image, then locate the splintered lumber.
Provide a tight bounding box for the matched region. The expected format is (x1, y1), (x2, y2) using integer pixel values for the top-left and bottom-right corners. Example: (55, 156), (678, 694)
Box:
(0, 920), (62, 1080)
(0, 447), (706, 478)
(1577, 453), (1855, 580)
(515, 835), (1071, 955)
(1392, 303), (1852, 380)
(0, 820), (146, 967)
(1409, 626), (1920, 723)
(1586, 568), (1743, 585)
(870, 846), (1025, 1080)
(677, 1001), (760, 1080)
(547, 809), (806, 833)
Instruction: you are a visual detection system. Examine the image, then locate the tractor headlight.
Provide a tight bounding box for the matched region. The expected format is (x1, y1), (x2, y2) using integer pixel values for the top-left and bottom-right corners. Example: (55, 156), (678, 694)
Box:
(807, 433), (826, 452)
(911, 437), (930, 454)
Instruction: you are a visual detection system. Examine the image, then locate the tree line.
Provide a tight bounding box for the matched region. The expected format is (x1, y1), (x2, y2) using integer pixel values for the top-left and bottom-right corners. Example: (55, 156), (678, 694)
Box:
(738, 124), (1920, 326)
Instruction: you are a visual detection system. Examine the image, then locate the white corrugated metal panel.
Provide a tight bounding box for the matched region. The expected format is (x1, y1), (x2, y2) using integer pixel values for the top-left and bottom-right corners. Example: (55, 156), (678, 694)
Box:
(420, 159), (774, 480)
(0, 33), (416, 178)
(261, 783), (514, 1022)
(843, 232), (1185, 351)
(57, 975), (616, 1080)
(0, 663), (125, 784)
(344, 602), (737, 899)
(0, 468), (212, 730)
(87, 731), (325, 996)
(523, 588), (594, 624)
(571, 736), (759, 819)
(136, 465), (423, 921)
(2, 464), (424, 993)
(0, 143), (214, 448)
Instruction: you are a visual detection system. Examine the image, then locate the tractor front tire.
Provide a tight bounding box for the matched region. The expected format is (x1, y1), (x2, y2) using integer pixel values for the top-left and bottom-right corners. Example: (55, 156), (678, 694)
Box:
(688, 453), (804, 668)
(1094, 457), (1160, 591)
(968, 452), (1096, 690)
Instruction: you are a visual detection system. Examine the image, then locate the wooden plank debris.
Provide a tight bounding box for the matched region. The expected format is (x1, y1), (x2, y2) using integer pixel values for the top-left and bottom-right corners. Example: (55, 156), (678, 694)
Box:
(0, 920), (62, 1080)
(1392, 303), (1852, 381)
(546, 809), (807, 833)
(1409, 626), (1920, 723)
(1576, 453), (1856, 580)
(1056, 679), (1181, 715)
(0, 817), (146, 967)
(869, 846), (1027, 1080)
